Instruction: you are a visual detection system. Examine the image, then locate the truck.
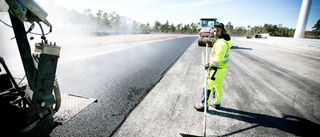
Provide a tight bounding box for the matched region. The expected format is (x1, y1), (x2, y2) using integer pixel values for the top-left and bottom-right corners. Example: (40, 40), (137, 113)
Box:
(197, 18), (218, 46)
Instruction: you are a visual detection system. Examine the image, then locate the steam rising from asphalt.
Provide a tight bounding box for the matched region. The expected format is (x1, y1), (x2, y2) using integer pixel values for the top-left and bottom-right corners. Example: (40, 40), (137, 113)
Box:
(0, 0), (105, 75)
(0, 0), (184, 76)
(32, 0), (152, 49)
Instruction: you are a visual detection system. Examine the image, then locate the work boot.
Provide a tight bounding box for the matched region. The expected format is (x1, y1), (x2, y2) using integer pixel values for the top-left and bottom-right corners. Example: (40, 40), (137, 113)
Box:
(209, 102), (221, 109)
(193, 103), (208, 112)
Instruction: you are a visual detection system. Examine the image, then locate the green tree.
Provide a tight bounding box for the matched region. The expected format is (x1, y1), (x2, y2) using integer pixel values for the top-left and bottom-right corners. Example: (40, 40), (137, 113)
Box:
(176, 23), (182, 33)
(169, 23), (176, 33)
(191, 23), (198, 33)
(139, 23), (150, 33)
(182, 24), (191, 33)
(160, 24), (165, 32)
(312, 19), (320, 31)
(164, 20), (169, 33)
(102, 12), (111, 28)
(234, 26), (246, 35)
(225, 22), (233, 34)
(131, 20), (140, 32)
(153, 20), (161, 32)
(312, 19), (320, 38)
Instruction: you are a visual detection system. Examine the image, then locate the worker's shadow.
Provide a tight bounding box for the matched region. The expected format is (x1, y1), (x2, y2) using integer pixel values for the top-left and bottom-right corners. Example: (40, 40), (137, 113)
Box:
(230, 45), (252, 50)
(208, 107), (320, 137)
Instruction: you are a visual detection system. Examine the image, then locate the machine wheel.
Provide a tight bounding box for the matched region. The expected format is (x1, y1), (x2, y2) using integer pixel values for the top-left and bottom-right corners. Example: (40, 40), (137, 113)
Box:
(198, 40), (205, 46)
(53, 77), (61, 112)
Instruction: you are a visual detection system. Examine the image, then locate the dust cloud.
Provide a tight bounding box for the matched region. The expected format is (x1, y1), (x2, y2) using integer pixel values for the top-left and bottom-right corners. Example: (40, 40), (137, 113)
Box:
(0, 0), (186, 70)
(32, 0), (184, 48)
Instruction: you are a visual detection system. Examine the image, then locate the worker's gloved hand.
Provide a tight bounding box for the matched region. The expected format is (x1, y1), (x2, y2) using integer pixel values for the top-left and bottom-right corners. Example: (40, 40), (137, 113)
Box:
(211, 66), (218, 70)
(204, 64), (209, 70)
(205, 41), (212, 46)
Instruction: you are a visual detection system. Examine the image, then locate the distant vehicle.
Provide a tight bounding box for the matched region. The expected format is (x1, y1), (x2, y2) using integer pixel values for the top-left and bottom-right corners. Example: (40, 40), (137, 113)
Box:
(255, 33), (270, 39)
(198, 18), (218, 46)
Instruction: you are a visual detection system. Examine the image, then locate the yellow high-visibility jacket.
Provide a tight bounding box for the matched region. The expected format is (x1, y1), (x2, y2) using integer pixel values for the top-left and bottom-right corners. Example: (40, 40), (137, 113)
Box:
(209, 37), (232, 69)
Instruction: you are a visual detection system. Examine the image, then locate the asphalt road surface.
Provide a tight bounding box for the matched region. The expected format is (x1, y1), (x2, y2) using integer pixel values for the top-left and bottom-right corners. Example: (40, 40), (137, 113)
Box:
(112, 37), (320, 137)
(47, 35), (197, 137)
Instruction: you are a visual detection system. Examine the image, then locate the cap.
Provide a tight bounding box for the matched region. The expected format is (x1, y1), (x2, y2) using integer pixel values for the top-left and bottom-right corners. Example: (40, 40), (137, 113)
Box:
(214, 23), (224, 29)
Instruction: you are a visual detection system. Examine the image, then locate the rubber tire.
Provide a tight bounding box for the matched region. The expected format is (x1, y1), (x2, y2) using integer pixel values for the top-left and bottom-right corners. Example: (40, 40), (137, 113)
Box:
(198, 40), (205, 46)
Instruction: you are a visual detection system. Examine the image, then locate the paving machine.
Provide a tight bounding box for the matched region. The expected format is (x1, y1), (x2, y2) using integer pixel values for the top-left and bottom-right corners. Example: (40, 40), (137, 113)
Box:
(0, 0), (61, 136)
(198, 18), (218, 46)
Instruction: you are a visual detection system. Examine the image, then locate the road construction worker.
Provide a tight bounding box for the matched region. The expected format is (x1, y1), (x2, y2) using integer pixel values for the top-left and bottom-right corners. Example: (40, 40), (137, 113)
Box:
(194, 23), (232, 111)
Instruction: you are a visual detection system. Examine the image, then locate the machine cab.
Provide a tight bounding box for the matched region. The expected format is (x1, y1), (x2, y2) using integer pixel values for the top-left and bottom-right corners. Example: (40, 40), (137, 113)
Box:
(199, 18), (218, 28)
(198, 18), (218, 46)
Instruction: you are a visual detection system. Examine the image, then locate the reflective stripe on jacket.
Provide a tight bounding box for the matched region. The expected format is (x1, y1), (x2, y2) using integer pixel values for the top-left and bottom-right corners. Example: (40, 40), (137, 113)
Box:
(209, 38), (232, 69)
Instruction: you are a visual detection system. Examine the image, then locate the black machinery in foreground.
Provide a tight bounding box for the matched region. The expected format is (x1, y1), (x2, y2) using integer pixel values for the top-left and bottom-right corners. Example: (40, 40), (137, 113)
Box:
(0, 0), (61, 136)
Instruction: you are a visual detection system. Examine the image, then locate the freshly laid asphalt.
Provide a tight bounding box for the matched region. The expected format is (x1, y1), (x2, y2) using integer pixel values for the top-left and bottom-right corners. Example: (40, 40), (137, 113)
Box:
(112, 37), (320, 137)
(48, 35), (198, 137)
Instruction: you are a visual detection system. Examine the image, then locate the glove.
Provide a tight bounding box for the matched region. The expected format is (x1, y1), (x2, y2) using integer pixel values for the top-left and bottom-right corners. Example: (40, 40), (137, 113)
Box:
(205, 41), (212, 46)
(204, 64), (209, 70)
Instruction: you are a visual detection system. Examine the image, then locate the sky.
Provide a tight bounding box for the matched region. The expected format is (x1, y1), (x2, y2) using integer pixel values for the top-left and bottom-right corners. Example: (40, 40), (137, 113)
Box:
(0, 0), (319, 31)
(39, 0), (320, 31)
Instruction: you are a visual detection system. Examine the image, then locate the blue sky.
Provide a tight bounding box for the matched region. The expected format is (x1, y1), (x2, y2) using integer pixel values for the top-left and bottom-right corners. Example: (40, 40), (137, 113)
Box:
(4, 0), (320, 31)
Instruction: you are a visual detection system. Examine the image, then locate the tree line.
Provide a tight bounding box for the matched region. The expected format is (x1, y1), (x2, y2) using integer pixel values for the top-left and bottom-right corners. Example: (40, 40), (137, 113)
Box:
(226, 23), (296, 37)
(50, 6), (319, 38)
(82, 9), (199, 34)
(226, 21), (320, 38)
